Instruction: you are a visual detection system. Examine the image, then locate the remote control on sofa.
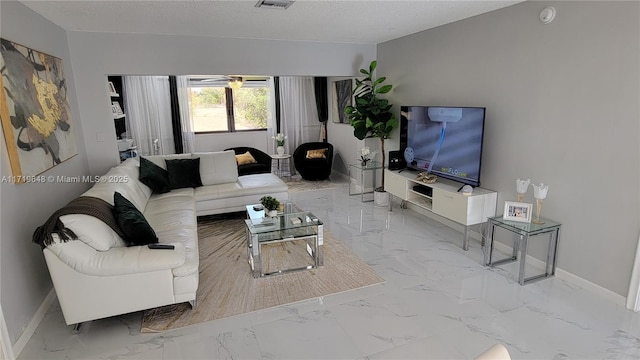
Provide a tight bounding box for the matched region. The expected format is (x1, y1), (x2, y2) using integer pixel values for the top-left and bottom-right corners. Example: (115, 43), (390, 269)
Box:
(148, 244), (175, 250)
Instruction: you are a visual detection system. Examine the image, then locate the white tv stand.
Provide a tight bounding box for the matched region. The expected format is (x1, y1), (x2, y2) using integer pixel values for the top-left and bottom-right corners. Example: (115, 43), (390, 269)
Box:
(384, 169), (497, 250)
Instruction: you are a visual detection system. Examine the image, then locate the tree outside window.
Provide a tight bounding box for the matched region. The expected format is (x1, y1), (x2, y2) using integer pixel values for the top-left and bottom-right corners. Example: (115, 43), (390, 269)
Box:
(189, 79), (269, 133)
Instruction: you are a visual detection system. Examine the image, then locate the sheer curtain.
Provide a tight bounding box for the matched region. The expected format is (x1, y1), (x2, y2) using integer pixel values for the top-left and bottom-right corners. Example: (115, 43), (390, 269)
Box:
(124, 76), (175, 155)
(279, 77), (320, 172)
(265, 77), (278, 155)
(176, 76), (195, 153)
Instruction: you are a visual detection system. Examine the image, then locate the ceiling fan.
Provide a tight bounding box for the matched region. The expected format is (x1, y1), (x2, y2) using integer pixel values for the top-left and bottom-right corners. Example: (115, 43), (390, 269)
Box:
(190, 75), (270, 89)
(194, 75), (243, 88)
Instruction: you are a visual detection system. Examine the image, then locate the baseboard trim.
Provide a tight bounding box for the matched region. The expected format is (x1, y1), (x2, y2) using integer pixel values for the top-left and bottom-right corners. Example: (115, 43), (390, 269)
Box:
(491, 241), (626, 307)
(12, 289), (55, 358)
(555, 268), (626, 307)
(403, 202), (628, 307)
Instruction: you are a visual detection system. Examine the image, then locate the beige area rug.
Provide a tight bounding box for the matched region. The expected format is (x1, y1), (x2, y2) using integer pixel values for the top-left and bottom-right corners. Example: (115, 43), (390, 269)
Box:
(285, 176), (348, 193)
(140, 215), (384, 332)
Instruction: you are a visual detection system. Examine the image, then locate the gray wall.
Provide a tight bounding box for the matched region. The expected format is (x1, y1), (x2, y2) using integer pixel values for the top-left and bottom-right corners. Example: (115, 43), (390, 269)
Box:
(377, 1), (640, 296)
(65, 31), (375, 175)
(0, 1), (90, 345)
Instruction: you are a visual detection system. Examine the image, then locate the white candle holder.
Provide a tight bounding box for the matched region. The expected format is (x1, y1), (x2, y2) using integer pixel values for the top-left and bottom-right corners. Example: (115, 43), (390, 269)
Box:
(531, 183), (549, 224)
(516, 178), (531, 203)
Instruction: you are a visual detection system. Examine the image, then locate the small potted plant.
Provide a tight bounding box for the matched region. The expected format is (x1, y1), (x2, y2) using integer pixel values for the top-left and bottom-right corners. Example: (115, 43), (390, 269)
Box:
(260, 196), (280, 217)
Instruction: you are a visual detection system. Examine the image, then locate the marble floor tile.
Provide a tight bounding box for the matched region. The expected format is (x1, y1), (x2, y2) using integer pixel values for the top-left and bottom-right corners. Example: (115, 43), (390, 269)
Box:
(367, 334), (466, 359)
(252, 308), (361, 359)
(16, 184), (640, 360)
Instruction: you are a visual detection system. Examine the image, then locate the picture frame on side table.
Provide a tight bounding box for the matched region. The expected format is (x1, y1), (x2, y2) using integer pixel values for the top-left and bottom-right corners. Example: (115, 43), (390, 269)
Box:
(503, 201), (533, 223)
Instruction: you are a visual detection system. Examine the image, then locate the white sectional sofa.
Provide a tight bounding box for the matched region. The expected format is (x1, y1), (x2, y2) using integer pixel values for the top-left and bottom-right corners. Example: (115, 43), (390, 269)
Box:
(42, 150), (288, 326)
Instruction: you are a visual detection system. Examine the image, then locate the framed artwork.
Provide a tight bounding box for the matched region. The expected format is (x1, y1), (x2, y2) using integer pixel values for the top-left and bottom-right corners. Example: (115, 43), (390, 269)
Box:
(503, 201), (533, 223)
(332, 79), (354, 124)
(111, 101), (124, 116)
(0, 38), (77, 182)
(107, 81), (117, 95)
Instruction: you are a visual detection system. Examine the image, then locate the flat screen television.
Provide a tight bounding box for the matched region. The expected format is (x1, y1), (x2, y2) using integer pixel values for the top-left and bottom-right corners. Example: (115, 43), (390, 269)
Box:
(400, 106), (486, 187)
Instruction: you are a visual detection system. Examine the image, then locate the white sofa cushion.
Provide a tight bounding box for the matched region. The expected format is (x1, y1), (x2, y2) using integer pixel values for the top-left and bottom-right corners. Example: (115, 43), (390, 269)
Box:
(59, 214), (126, 251)
(238, 173), (289, 195)
(194, 173), (287, 201)
(193, 151), (238, 186)
(144, 188), (199, 278)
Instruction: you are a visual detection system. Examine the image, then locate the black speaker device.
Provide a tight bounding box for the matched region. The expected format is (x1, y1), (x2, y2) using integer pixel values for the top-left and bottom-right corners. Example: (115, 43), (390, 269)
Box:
(388, 150), (406, 170)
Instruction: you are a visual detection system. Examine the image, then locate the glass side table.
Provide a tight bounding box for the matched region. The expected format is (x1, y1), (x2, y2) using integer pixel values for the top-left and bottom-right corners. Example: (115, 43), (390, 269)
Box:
(484, 216), (561, 285)
(348, 161), (383, 202)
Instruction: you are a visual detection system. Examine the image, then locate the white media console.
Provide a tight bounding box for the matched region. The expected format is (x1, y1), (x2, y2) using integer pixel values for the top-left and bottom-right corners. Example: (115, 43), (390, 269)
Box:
(384, 169), (498, 250)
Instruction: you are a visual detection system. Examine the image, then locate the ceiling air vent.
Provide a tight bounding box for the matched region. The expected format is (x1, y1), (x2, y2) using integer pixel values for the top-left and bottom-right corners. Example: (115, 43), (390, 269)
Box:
(255, 0), (294, 10)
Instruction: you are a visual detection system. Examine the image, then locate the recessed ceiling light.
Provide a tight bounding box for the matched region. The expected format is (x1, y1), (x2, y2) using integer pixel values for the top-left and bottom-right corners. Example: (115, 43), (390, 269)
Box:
(255, 0), (294, 10)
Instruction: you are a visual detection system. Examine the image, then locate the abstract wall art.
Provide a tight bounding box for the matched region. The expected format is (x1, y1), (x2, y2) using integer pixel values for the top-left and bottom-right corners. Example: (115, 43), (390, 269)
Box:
(332, 79), (353, 124)
(0, 38), (77, 182)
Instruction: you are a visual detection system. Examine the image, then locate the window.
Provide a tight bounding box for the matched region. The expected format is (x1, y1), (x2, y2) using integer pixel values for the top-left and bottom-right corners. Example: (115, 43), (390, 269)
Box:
(188, 77), (270, 133)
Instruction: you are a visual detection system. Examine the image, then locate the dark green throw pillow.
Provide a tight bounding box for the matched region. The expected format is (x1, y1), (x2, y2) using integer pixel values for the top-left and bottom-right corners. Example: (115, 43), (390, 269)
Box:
(139, 157), (171, 194)
(166, 158), (203, 189)
(113, 192), (158, 246)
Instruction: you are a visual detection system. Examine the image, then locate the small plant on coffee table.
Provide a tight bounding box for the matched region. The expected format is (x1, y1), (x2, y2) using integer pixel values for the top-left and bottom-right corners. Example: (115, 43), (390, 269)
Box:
(260, 196), (280, 212)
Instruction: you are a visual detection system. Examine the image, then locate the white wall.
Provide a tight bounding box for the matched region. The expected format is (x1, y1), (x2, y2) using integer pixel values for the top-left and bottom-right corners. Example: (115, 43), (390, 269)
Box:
(0, 1), (89, 347)
(66, 31), (375, 175)
(194, 131), (268, 153)
(327, 77), (365, 177)
(377, 1), (640, 296)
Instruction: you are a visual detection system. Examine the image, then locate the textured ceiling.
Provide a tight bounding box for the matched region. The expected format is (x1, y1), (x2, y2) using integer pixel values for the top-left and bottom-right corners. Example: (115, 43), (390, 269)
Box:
(20, 0), (523, 44)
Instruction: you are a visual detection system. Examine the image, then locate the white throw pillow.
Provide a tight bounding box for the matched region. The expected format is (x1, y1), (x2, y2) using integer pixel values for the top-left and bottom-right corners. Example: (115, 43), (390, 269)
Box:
(194, 151), (239, 186)
(59, 214), (126, 251)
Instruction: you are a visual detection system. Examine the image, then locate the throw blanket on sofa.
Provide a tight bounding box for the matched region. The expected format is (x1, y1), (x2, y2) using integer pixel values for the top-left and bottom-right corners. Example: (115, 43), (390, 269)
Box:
(33, 196), (125, 248)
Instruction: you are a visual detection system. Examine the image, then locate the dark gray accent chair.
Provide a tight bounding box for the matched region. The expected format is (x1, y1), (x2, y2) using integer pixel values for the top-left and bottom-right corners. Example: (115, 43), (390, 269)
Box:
(293, 142), (333, 181)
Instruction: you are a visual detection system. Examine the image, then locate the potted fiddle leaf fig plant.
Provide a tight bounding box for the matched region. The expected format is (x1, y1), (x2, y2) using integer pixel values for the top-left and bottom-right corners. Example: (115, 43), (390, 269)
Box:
(345, 60), (398, 206)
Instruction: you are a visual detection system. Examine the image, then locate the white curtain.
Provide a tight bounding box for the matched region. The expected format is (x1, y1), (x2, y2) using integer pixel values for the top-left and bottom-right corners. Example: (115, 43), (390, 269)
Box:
(176, 76), (195, 153)
(279, 76), (320, 170)
(266, 77), (277, 155)
(124, 76), (175, 156)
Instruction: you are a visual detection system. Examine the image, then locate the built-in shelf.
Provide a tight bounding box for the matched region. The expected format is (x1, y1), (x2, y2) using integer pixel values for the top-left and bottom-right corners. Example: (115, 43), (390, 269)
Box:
(109, 92), (120, 97)
(113, 114), (126, 120)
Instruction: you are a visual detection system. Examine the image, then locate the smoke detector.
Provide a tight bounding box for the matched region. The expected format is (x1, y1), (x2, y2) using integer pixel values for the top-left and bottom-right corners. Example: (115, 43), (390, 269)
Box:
(539, 6), (556, 24)
(255, 0), (295, 10)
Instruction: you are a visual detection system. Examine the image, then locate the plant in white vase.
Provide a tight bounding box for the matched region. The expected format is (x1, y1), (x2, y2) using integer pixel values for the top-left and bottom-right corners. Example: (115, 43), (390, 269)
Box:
(360, 147), (371, 166)
(272, 133), (287, 155)
(345, 60), (397, 207)
(260, 196), (280, 217)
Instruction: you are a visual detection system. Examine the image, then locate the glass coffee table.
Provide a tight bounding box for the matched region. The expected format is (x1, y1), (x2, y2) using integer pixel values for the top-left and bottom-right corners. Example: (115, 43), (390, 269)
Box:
(245, 203), (323, 278)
